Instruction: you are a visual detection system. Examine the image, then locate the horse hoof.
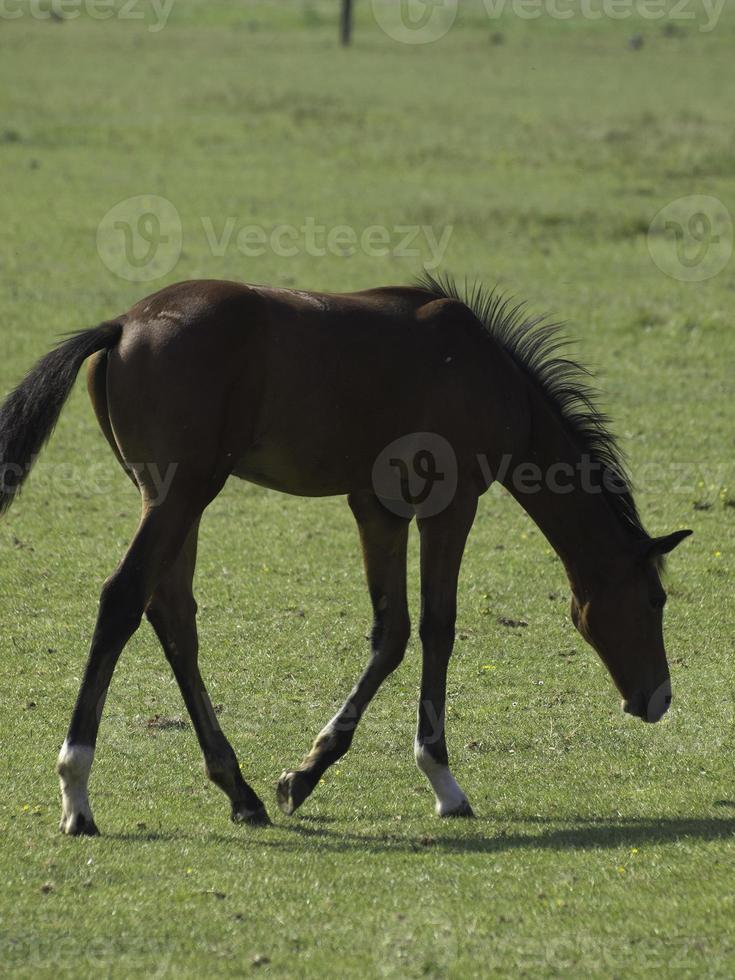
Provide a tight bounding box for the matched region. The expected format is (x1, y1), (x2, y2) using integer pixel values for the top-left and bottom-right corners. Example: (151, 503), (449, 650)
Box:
(232, 804), (271, 827)
(440, 799), (475, 819)
(276, 770), (311, 815)
(60, 812), (100, 836)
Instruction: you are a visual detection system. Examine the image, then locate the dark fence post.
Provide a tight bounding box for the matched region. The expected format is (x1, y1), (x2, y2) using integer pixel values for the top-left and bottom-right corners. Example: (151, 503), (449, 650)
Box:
(340, 0), (354, 46)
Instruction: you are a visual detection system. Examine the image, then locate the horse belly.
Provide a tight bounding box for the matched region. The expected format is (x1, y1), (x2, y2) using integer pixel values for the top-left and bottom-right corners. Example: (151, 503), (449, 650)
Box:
(231, 438), (368, 497)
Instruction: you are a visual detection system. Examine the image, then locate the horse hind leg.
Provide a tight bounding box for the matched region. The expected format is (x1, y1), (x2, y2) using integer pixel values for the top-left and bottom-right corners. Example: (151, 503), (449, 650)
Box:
(57, 474), (209, 835)
(58, 351), (136, 835)
(146, 521), (269, 825)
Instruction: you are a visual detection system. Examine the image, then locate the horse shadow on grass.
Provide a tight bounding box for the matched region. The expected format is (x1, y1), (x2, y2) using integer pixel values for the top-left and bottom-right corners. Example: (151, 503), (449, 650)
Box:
(278, 813), (735, 855)
(108, 807), (735, 855)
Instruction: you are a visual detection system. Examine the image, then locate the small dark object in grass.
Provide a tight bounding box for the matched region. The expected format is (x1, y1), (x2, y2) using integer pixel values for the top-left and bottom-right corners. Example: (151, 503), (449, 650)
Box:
(662, 22), (686, 37)
(146, 714), (189, 731)
(498, 617), (528, 628)
(628, 34), (644, 50)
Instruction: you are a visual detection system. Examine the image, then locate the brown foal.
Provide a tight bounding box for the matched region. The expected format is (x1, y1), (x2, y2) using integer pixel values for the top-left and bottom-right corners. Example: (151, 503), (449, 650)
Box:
(0, 274), (690, 834)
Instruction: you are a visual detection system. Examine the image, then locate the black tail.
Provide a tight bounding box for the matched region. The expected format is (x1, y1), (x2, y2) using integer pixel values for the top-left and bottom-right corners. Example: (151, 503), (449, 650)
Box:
(0, 320), (123, 516)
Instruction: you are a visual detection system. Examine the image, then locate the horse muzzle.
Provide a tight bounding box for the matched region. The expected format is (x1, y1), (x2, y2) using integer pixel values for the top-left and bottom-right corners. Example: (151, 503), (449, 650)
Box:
(622, 678), (672, 723)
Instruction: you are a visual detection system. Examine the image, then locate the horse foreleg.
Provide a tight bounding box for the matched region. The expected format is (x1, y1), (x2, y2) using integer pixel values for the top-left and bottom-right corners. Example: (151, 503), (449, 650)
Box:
(277, 491), (410, 815)
(414, 491), (477, 817)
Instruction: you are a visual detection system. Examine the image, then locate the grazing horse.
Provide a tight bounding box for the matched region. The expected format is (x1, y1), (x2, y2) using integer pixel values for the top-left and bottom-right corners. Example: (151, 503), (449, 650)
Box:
(0, 273), (691, 835)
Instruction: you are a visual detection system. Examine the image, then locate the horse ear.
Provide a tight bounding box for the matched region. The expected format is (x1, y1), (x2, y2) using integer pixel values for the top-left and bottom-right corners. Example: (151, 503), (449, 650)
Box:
(642, 529), (693, 562)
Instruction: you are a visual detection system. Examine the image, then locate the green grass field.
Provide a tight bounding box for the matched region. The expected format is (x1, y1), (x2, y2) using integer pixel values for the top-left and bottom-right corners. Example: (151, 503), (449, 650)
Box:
(1, 2), (734, 976)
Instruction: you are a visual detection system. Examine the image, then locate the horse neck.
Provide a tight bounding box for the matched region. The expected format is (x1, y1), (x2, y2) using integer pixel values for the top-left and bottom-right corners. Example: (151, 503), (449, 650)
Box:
(502, 387), (637, 599)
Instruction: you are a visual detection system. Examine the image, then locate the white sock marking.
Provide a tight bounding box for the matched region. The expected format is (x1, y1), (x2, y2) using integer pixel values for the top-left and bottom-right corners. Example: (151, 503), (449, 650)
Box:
(414, 741), (469, 816)
(57, 741), (95, 832)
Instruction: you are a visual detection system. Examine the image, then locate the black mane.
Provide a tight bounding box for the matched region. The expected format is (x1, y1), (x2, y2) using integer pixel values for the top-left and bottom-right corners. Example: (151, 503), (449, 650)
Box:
(416, 270), (648, 540)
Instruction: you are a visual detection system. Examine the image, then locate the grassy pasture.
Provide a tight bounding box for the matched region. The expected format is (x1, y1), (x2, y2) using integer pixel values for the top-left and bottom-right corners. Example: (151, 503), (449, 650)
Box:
(1, 2), (734, 976)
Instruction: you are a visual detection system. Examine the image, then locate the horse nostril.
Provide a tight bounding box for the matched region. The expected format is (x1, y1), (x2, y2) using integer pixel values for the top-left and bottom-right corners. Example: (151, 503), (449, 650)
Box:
(646, 681), (672, 723)
(623, 685), (671, 722)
